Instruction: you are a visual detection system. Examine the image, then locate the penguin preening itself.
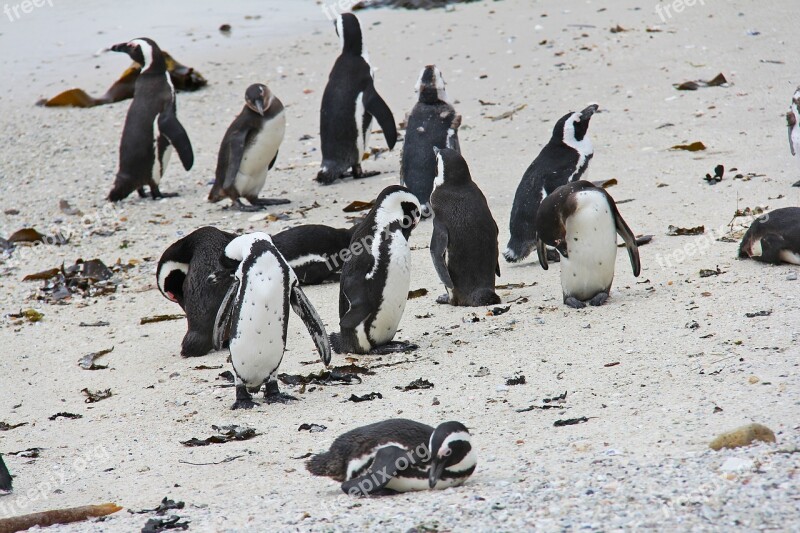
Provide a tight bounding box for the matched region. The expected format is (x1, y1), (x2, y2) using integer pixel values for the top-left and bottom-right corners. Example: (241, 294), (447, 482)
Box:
(273, 224), (356, 285)
(306, 419), (476, 496)
(504, 104), (599, 263)
(0, 453), (12, 492)
(536, 181), (640, 309)
(739, 207), (800, 265)
(316, 13), (397, 185)
(213, 232), (331, 410)
(430, 148), (501, 306)
(330, 185), (421, 355)
(400, 65), (461, 216)
(209, 83), (290, 211)
(787, 87), (800, 168)
(107, 38), (194, 201)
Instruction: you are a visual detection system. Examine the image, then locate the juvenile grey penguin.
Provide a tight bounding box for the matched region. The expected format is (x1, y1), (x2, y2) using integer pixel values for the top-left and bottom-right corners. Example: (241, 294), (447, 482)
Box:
(213, 232), (331, 409)
(0, 454), (11, 492)
(400, 65), (461, 216)
(430, 148), (500, 306)
(536, 180), (640, 309)
(209, 83), (290, 211)
(787, 87), (800, 169)
(108, 38), (194, 201)
(316, 13), (397, 185)
(157, 226), (236, 357)
(307, 419), (476, 496)
(330, 185), (421, 354)
(504, 104), (598, 263)
(739, 207), (800, 265)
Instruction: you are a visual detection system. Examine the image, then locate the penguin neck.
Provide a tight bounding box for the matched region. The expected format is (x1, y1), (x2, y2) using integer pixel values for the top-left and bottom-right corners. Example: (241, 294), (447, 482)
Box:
(141, 53), (167, 75)
(418, 87), (441, 105)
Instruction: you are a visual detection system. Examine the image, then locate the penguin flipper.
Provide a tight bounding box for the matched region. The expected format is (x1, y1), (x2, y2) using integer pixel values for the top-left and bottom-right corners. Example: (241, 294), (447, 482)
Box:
(430, 220), (454, 289)
(268, 150), (279, 171)
(212, 277), (240, 350)
(158, 108), (194, 170)
(605, 191), (641, 277)
(787, 112), (796, 156)
(221, 130), (248, 192)
(363, 84), (397, 150)
(535, 237), (549, 270)
(290, 284), (331, 366)
(0, 454), (12, 492)
(340, 445), (407, 496)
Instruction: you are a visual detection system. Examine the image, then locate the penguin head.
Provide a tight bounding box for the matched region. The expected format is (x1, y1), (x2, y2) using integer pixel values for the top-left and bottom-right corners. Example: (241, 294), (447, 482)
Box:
(792, 87), (800, 109)
(335, 13), (365, 57)
(110, 38), (165, 73)
(415, 65), (448, 105)
(428, 421), (475, 489)
(373, 185), (421, 237)
(554, 104), (598, 152)
(156, 260), (188, 305)
(245, 83), (272, 116)
(433, 147), (472, 189)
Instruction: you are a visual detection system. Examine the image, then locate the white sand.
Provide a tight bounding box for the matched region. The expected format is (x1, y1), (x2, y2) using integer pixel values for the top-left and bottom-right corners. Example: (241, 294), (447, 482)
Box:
(0, 0), (799, 531)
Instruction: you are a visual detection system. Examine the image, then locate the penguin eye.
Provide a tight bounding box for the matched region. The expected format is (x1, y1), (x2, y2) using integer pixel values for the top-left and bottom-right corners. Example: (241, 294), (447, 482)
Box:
(444, 448), (452, 457)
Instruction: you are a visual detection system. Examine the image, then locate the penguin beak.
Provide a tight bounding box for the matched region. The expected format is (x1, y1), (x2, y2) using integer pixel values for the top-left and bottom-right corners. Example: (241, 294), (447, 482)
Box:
(579, 104), (599, 121)
(110, 42), (134, 55)
(433, 146), (441, 156)
(255, 100), (265, 116)
(429, 458), (446, 489)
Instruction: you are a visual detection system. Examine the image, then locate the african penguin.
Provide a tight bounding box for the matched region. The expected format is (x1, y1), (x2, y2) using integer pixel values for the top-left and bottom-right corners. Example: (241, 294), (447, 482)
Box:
(306, 419), (476, 496)
(787, 87), (800, 168)
(213, 232), (332, 409)
(0, 453), (11, 492)
(739, 207), (800, 265)
(272, 224), (357, 285)
(504, 104), (598, 263)
(107, 38), (194, 201)
(535, 180), (640, 308)
(430, 148), (501, 306)
(330, 185), (421, 354)
(316, 13), (397, 185)
(400, 65), (461, 216)
(157, 226), (236, 357)
(209, 83), (290, 211)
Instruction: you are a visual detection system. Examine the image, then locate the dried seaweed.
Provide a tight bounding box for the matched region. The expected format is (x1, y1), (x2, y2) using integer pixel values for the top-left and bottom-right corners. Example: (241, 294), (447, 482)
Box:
(396, 378), (434, 391)
(278, 370), (363, 386)
(81, 388), (112, 403)
(0, 503), (122, 531)
(0, 421), (27, 431)
(129, 497), (185, 515)
(407, 288), (428, 299)
(78, 347), (113, 370)
(674, 73), (728, 90)
(140, 314), (185, 325)
(298, 423), (327, 433)
(181, 426), (258, 447)
(554, 417), (591, 427)
(347, 392), (383, 402)
(506, 375), (526, 386)
(670, 141), (706, 151)
(141, 515), (189, 532)
(745, 310), (771, 318)
(487, 305), (511, 316)
(667, 225), (705, 236)
(48, 412), (83, 421)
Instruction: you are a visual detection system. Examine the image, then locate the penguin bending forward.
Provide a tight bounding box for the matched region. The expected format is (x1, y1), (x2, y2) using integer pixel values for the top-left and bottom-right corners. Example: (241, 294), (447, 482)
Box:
(787, 87), (800, 170)
(430, 148), (500, 306)
(307, 419), (476, 496)
(504, 104), (598, 263)
(213, 232), (331, 409)
(209, 83), (290, 211)
(401, 65), (461, 216)
(108, 38), (194, 201)
(316, 13), (397, 185)
(739, 207), (800, 265)
(536, 181), (640, 309)
(330, 185), (421, 354)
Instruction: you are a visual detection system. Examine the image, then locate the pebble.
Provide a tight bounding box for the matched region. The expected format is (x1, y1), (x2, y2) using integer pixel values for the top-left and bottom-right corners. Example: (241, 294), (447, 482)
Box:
(787, 272), (798, 281)
(709, 423), (776, 450)
(719, 457), (753, 472)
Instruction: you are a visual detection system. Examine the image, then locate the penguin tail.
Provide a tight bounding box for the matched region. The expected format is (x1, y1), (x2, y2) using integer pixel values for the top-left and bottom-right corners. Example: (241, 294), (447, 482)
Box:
(502, 239), (533, 263)
(469, 289), (501, 307)
(329, 332), (344, 354)
(181, 331), (213, 358)
(306, 452), (344, 480)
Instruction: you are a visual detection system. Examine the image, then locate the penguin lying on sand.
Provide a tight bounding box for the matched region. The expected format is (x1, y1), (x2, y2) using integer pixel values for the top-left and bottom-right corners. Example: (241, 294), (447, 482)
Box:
(739, 207), (800, 265)
(307, 419), (476, 496)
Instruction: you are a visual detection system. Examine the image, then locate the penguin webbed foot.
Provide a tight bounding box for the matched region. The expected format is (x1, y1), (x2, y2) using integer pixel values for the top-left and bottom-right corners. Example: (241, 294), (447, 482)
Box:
(245, 196), (291, 207)
(564, 296), (586, 309)
(263, 380), (298, 404)
(227, 199), (262, 212)
(150, 186), (179, 199)
(436, 294), (450, 305)
(368, 341), (418, 355)
(589, 292), (609, 307)
(548, 248), (562, 263)
(137, 187), (147, 198)
(350, 166), (380, 180)
(231, 384), (257, 410)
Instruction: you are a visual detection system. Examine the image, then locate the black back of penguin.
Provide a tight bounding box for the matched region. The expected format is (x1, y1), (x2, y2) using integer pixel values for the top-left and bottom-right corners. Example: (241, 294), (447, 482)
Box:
(401, 65), (461, 213)
(272, 224), (356, 284)
(739, 207), (800, 264)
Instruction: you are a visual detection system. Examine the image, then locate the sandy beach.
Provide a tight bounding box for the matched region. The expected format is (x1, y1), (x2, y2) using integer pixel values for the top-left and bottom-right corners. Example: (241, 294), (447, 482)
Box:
(0, 0), (799, 531)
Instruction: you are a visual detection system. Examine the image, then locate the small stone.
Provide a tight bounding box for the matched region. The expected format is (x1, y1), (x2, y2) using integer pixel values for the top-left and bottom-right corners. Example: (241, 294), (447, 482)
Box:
(787, 272), (798, 281)
(572, 440), (592, 452)
(495, 385), (509, 392)
(709, 423), (776, 450)
(748, 375), (760, 384)
(719, 457), (753, 472)
(431, 397), (440, 406)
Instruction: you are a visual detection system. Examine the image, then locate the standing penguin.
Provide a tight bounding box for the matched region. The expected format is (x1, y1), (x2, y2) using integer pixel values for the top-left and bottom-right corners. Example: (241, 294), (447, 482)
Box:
(787, 87), (800, 168)
(430, 148), (500, 306)
(738, 207), (800, 265)
(157, 226), (235, 357)
(535, 181), (640, 308)
(504, 104), (598, 263)
(307, 419), (476, 496)
(330, 185), (421, 354)
(316, 13), (397, 185)
(401, 65), (461, 216)
(209, 83), (290, 211)
(213, 232), (331, 409)
(108, 38), (194, 201)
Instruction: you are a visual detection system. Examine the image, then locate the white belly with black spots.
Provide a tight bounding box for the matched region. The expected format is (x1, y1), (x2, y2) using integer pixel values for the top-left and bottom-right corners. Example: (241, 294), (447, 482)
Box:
(561, 190), (617, 301)
(235, 111), (286, 196)
(369, 232), (411, 346)
(230, 256), (287, 388)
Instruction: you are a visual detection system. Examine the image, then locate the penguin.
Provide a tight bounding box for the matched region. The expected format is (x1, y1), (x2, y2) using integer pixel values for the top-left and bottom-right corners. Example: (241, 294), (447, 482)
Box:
(157, 226), (236, 357)
(429, 148), (500, 306)
(738, 207), (800, 265)
(213, 232), (331, 409)
(208, 83), (290, 211)
(107, 38), (194, 201)
(306, 419), (476, 496)
(316, 13), (397, 185)
(0, 453), (11, 492)
(330, 185), (421, 354)
(535, 180), (640, 309)
(504, 104), (599, 263)
(272, 224), (357, 285)
(400, 65), (461, 216)
(787, 87), (800, 168)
